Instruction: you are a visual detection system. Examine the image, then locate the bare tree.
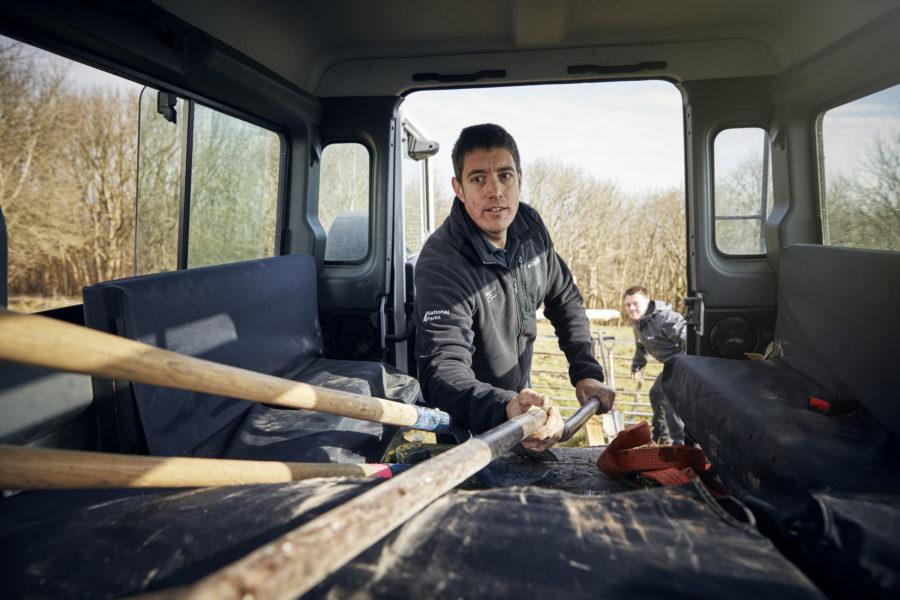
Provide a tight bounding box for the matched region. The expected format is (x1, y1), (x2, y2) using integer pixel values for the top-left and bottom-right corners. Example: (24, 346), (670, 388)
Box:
(715, 154), (772, 255)
(424, 158), (687, 319)
(62, 88), (138, 285)
(2, 42), (140, 304)
(2, 43), (76, 300)
(432, 165), (455, 227)
(525, 158), (685, 316)
(319, 143), (370, 230)
(0, 43), (68, 212)
(134, 91), (182, 275)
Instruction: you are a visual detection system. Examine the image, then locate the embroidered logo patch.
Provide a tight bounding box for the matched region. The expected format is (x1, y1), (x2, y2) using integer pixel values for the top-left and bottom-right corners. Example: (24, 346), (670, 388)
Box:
(423, 309), (449, 323)
(526, 256), (541, 269)
(483, 286), (499, 304)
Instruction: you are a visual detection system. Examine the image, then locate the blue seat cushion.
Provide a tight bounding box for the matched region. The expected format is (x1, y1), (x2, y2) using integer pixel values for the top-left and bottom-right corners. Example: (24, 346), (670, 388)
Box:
(83, 254), (420, 462)
(661, 355), (900, 512)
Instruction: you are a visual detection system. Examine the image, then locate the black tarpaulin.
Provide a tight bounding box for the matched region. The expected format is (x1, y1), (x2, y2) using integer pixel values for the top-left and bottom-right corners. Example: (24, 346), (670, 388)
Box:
(1, 477), (827, 599)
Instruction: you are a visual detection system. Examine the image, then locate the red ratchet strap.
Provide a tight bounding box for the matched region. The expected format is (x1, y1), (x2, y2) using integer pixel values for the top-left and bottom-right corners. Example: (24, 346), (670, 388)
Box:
(596, 421), (727, 496)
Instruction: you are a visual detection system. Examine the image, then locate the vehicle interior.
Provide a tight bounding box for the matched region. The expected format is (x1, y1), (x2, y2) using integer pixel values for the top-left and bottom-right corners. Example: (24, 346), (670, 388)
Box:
(1, 1), (898, 598)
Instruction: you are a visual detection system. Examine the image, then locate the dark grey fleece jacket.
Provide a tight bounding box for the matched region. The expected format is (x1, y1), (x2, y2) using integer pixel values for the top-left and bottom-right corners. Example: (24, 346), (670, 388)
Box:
(630, 299), (687, 372)
(414, 198), (605, 434)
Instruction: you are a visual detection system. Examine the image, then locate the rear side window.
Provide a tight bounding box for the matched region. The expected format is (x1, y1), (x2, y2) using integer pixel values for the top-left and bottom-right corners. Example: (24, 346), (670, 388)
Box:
(2, 37), (143, 312)
(819, 84), (900, 252)
(136, 89), (282, 273)
(319, 143), (371, 262)
(713, 127), (774, 255)
(402, 130), (426, 257)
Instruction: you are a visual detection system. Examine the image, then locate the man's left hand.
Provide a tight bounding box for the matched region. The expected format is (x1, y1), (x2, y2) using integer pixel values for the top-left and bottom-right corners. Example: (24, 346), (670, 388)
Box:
(575, 378), (615, 414)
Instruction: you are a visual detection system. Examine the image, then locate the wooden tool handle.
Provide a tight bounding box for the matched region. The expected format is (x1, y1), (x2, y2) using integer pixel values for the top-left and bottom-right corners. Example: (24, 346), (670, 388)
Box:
(137, 408), (548, 600)
(0, 309), (419, 427)
(0, 444), (398, 489)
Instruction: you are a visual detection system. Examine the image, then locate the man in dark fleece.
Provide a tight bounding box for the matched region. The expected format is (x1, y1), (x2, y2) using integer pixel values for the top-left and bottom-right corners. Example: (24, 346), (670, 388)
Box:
(624, 285), (687, 445)
(414, 123), (615, 451)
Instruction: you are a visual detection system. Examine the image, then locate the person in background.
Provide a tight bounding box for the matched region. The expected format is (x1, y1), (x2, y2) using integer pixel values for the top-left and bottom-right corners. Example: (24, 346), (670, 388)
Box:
(624, 285), (687, 445)
(414, 123), (615, 451)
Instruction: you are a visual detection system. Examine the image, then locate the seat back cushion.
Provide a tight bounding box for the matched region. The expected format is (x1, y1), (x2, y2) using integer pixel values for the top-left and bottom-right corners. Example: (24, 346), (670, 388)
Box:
(774, 244), (900, 434)
(83, 255), (324, 457)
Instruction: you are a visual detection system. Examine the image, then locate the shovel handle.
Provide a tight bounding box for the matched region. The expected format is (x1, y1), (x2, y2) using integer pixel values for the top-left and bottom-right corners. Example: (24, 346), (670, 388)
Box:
(559, 396), (602, 442)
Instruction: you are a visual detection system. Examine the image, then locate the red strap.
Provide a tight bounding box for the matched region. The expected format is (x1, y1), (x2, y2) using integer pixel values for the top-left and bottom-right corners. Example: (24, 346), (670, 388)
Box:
(596, 421), (705, 477)
(596, 421), (727, 496)
(601, 446), (707, 477)
(640, 467), (697, 487)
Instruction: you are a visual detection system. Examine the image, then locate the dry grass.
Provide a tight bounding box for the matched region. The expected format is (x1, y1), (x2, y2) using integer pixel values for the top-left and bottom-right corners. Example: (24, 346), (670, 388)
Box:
(6, 295), (81, 313)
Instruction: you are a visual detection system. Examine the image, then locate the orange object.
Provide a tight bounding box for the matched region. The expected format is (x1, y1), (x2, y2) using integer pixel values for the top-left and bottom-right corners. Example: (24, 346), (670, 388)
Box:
(596, 421), (727, 496)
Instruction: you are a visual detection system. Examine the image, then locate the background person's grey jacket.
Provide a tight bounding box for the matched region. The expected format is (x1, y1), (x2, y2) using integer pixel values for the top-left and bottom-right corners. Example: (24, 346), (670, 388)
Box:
(630, 299), (687, 372)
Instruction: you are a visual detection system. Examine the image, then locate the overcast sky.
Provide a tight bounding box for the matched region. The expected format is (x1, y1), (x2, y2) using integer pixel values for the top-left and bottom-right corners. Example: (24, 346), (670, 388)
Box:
(402, 81), (685, 195)
(403, 80), (900, 196)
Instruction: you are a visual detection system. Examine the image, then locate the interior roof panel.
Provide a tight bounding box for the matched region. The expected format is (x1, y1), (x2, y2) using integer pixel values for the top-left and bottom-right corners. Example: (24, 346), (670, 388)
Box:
(152, 0), (900, 95)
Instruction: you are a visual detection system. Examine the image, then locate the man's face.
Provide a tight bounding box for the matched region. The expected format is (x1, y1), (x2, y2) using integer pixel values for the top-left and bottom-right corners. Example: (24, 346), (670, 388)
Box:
(624, 293), (650, 321)
(452, 147), (521, 248)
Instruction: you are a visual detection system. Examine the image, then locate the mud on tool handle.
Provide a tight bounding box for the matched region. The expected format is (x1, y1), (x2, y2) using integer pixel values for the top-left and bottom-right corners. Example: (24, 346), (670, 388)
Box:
(559, 396), (602, 442)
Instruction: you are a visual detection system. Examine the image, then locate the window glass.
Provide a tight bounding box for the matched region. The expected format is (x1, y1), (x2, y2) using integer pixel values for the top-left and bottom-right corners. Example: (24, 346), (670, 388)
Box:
(136, 89), (183, 274)
(713, 128), (774, 255)
(1, 36), (143, 312)
(136, 91), (282, 272)
(402, 128), (426, 257)
(819, 84), (900, 251)
(186, 104), (281, 268)
(320, 143), (370, 261)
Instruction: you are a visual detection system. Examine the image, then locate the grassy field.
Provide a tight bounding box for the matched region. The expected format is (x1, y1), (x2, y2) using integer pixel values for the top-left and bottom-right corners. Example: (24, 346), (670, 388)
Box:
(532, 319), (658, 447)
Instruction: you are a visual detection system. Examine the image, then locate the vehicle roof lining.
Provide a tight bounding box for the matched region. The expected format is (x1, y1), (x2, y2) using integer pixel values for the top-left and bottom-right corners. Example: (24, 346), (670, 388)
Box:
(315, 39), (778, 98)
(151, 0), (900, 96)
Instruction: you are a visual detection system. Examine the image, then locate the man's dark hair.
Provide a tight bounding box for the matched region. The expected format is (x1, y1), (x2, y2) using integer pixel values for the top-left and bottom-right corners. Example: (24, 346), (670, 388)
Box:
(624, 285), (650, 299)
(451, 123), (522, 181)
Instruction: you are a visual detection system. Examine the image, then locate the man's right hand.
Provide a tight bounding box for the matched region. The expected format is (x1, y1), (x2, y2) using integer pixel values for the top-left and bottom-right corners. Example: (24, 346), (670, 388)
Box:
(506, 388), (548, 420)
(630, 367), (644, 383)
(506, 389), (563, 451)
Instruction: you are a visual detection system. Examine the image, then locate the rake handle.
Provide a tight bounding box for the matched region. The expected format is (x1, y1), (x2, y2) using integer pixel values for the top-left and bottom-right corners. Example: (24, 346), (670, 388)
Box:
(0, 309), (447, 429)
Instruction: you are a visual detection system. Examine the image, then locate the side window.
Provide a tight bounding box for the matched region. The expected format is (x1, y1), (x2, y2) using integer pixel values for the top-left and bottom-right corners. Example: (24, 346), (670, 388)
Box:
(402, 130), (426, 257)
(136, 91), (183, 274)
(2, 37), (143, 312)
(136, 89), (282, 273)
(819, 84), (900, 251)
(401, 123), (437, 257)
(320, 143), (370, 262)
(713, 128), (774, 255)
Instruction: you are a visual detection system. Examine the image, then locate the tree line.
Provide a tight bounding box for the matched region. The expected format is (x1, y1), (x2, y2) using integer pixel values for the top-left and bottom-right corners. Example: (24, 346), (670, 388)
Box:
(3, 40), (898, 320)
(1, 42), (137, 305)
(431, 160), (687, 322)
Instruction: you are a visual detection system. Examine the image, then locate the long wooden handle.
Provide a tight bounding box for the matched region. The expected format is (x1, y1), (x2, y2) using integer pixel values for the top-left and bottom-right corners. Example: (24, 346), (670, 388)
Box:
(0, 444), (402, 489)
(136, 408), (548, 600)
(0, 309), (446, 429)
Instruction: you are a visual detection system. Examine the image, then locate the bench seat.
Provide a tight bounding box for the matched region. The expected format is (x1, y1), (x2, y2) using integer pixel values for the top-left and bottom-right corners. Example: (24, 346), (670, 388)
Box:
(83, 254), (420, 463)
(662, 243), (900, 596)
(663, 244), (900, 508)
(662, 355), (899, 511)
